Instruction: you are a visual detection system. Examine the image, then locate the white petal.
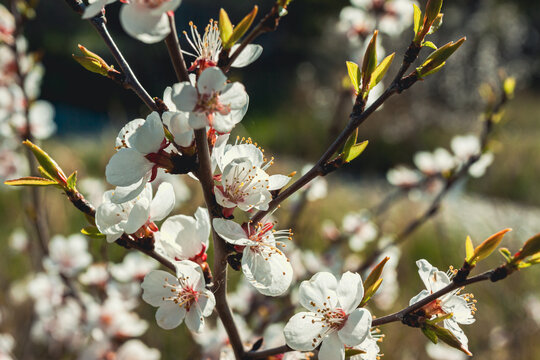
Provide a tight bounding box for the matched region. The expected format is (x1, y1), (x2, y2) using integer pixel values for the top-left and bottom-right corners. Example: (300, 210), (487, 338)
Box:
(162, 86), (176, 111)
(194, 207), (211, 248)
(141, 270), (178, 306)
(175, 260), (204, 290)
(155, 301), (185, 329)
(212, 113), (237, 133)
(443, 296), (475, 325)
(150, 182), (175, 221)
(337, 308), (371, 346)
(231, 44), (263, 68)
(212, 219), (252, 246)
(132, 112), (165, 154)
(337, 272), (364, 313)
(111, 173), (151, 204)
(211, 133), (230, 172)
(199, 289), (215, 317)
(106, 149), (153, 187)
(163, 111), (194, 147)
(319, 333), (345, 360)
(120, 4), (170, 44)
(171, 82), (198, 112)
(214, 186), (239, 209)
(197, 67), (227, 94)
(299, 272), (338, 311)
(159, 215), (201, 260)
(409, 289), (430, 306)
(268, 174), (290, 191)
(188, 111), (209, 130)
(220, 82), (248, 109)
(283, 312), (325, 351)
(185, 304), (204, 333)
(241, 246), (292, 296)
(115, 118), (145, 148)
(123, 198), (150, 234)
(82, 0), (109, 19)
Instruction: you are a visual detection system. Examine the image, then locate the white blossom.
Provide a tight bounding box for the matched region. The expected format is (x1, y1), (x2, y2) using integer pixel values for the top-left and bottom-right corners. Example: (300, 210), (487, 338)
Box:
(387, 165), (422, 188)
(110, 252), (159, 282)
(410, 259), (475, 355)
(414, 148), (455, 175)
(213, 218), (293, 296)
(116, 339), (161, 360)
(43, 234), (92, 277)
(96, 182), (175, 242)
(284, 272), (372, 360)
(162, 84), (194, 147)
(171, 67), (249, 133)
(156, 207), (210, 263)
(119, 0), (182, 44)
(141, 260), (215, 332)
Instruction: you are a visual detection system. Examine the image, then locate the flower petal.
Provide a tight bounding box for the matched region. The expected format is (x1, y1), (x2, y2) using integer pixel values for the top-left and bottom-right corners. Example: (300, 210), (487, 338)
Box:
(241, 246), (292, 296)
(212, 219), (252, 246)
(337, 272), (364, 313)
(141, 270), (178, 306)
(132, 112), (165, 154)
(337, 308), (371, 346)
(299, 272), (338, 311)
(231, 44), (263, 68)
(115, 118), (145, 149)
(110, 173), (151, 204)
(150, 182), (175, 221)
(319, 333), (345, 360)
(120, 4), (170, 44)
(172, 82), (198, 112)
(220, 82), (248, 109)
(106, 148), (153, 187)
(155, 301), (185, 329)
(162, 111), (193, 147)
(188, 111), (209, 130)
(284, 312), (325, 351)
(197, 67), (227, 95)
(185, 304), (204, 333)
(268, 174), (290, 191)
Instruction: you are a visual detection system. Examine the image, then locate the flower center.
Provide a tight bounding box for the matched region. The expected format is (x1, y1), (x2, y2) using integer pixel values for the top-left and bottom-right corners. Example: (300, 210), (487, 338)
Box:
(195, 92), (231, 116)
(162, 276), (199, 311)
(222, 163), (268, 204)
(183, 20), (222, 70)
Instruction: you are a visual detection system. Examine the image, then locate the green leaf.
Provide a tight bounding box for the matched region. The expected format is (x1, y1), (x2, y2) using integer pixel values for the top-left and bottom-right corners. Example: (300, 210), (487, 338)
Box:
(417, 62), (445, 78)
(513, 232), (540, 262)
(465, 235), (474, 263)
(426, 324), (472, 355)
(422, 41), (438, 50)
(425, 0), (443, 24)
(503, 77), (516, 99)
(228, 6), (258, 47)
(363, 257), (389, 293)
(67, 171), (77, 191)
(345, 348), (365, 358)
(23, 140), (68, 185)
(369, 53), (395, 90)
(361, 31), (378, 92)
(428, 13), (444, 34)
(425, 313), (454, 325)
(417, 37), (466, 77)
(219, 9), (234, 48)
(343, 140), (369, 163)
(4, 176), (57, 186)
(360, 278), (382, 307)
(346, 61), (360, 92)
(81, 226), (106, 240)
(421, 326), (439, 344)
(340, 128), (358, 155)
(413, 3), (422, 35)
(469, 228), (511, 265)
(499, 247), (513, 263)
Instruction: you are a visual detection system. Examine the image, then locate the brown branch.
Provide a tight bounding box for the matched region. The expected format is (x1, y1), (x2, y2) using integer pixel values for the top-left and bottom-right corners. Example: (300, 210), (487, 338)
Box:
(63, 0), (158, 111)
(164, 12), (190, 83)
(245, 345), (292, 359)
(194, 129), (245, 360)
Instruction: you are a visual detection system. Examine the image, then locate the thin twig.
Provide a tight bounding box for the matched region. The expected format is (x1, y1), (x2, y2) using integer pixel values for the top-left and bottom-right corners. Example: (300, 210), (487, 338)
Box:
(164, 12), (190, 83)
(63, 0), (158, 111)
(194, 129), (245, 360)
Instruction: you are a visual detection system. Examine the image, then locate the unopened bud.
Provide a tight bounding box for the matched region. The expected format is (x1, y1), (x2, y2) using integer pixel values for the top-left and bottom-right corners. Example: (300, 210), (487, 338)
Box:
(416, 37), (465, 78)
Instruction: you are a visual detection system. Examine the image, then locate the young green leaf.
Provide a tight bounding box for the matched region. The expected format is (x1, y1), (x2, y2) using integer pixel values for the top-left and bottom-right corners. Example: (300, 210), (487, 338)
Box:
(4, 177), (57, 187)
(369, 53), (395, 90)
(426, 323), (473, 356)
(81, 226), (106, 240)
(361, 31), (378, 92)
(343, 140), (369, 163)
(23, 140), (68, 185)
(346, 61), (360, 93)
(465, 235), (474, 263)
(422, 41), (437, 50)
(67, 171), (77, 191)
(228, 6), (259, 46)
(413, 3), (422, 35)
(513, 232), (540, 262)
(219, 9), (234, 48)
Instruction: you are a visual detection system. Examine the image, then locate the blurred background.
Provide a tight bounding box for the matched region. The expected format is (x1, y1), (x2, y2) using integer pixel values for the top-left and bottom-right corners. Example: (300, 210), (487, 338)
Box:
(1, 0), (540, 359)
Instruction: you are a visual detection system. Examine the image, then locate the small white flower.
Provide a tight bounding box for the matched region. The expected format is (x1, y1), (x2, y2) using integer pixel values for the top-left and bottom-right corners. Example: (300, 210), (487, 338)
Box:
(450, 135), (480, 162)
(156, 207), (210, 263)
(342, 212), (378, 252)
(79, 263), (109, 287)
(213, 218), (293, 296)
(468, 152), (493, 178)
(349, 332), (382, 360)
(96, 182), (175, 242)
(211, 134), (290, 213)
(182, 19), (263, 70)
(111, 252), (159, 282)
(283, 272), (372, 360)
(171, 67), (249, 133)
(43, 234), (92, 277)
(82, 0), (117, 19)
(116, 339), (161, 360)
(106, 112), (168, 188)
(141, 260), (215, 332)
(119, 0), (182, 44)
(414, 148), (455, 175)
(410, 259), (475, 355)
(386, 165), (422, 188)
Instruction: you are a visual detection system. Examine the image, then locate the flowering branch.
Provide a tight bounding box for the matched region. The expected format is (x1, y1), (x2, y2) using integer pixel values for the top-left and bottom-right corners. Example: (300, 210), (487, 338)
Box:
(358, 86), (510, 273)
(63, 0), (158, 111)
(193, 129), (246, 360)
(251, 45), (421, 224)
